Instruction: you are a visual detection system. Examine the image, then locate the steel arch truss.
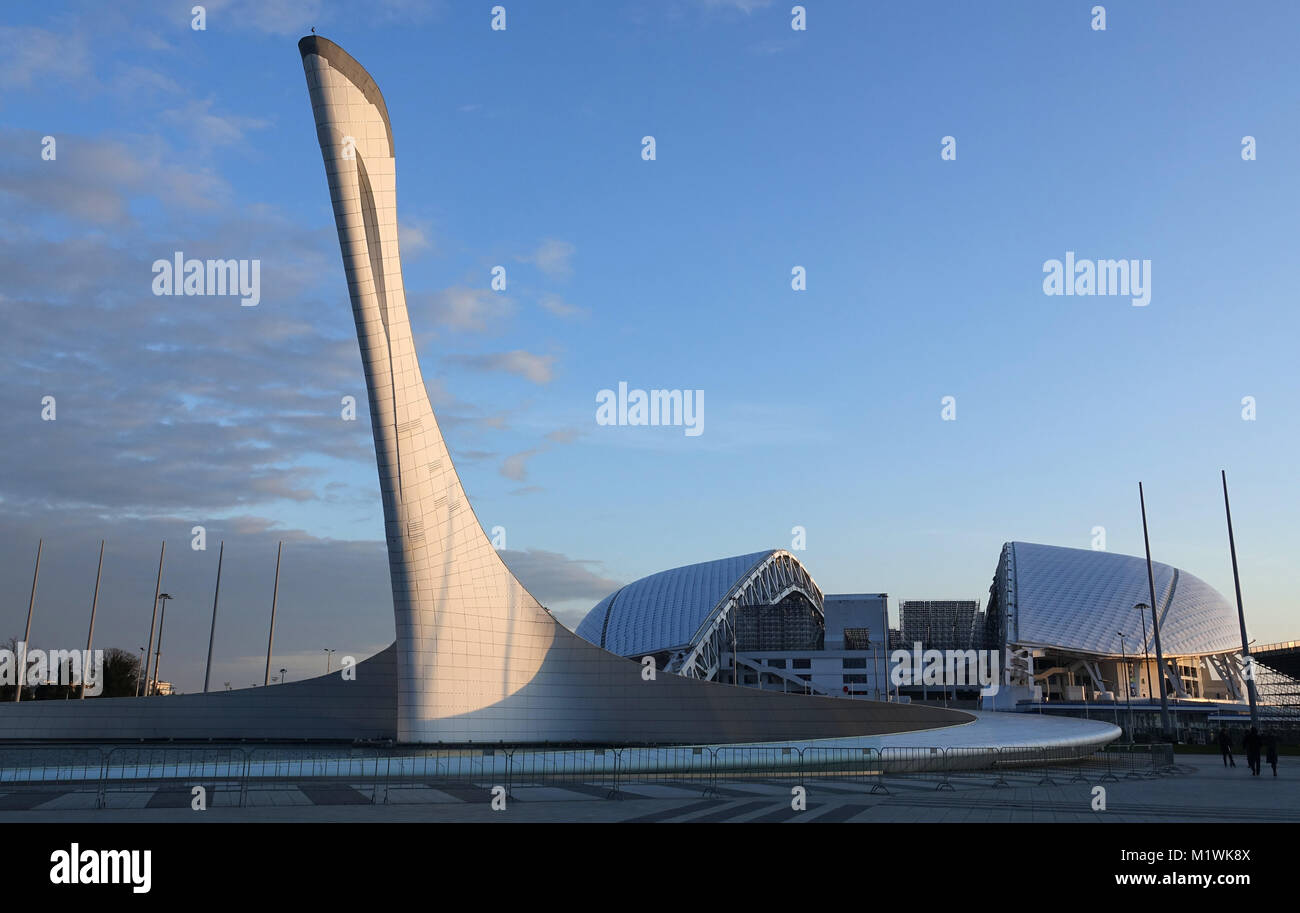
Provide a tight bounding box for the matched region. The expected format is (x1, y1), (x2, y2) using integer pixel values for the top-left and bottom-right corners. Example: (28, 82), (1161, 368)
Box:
(667, 550), (825, 681)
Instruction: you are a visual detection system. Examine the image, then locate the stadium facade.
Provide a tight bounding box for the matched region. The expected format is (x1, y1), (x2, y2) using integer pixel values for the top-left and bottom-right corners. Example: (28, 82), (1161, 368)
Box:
(983, 541), (1253, 711)
(576, 552), (895, 699)
(575, 542), (1278, 729)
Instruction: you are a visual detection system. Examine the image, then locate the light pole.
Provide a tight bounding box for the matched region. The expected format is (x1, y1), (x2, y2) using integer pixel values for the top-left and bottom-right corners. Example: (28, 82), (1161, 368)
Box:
(142, 542), (166, 702)
(324, 648), (336, 674)
(16, 539), (42, 703)
(1221, 470), (1260, 727)
(1118, 632), (1133, 742)
(81, 540), (105, 699)
(264, 541), (283, 687)
(279, 667), (287, 685)
(150, 593), (174, 696)
(137, 647), (146, 697)
(204, 540), (224, 694)
(1138, 482), (1173, 740)
(1135, 603), (1152, 732)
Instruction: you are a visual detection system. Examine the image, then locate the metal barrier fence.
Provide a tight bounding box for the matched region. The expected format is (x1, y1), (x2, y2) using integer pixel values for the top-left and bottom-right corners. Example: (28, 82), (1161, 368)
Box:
(99, 746), (248, 808)
(0, 741), (1183, 808)
(804, 747), (883, 793)
(0, 747), (107, 804)
(243, 747), (389, 805)
(615, 746), (714, 796)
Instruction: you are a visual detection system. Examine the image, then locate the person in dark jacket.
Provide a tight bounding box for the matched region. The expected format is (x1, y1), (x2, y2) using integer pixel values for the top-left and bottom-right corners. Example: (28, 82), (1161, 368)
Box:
(1265, 732), (1279, 777)
(1218, 728), (1236, 767)
(1243, 726), (1262, 776)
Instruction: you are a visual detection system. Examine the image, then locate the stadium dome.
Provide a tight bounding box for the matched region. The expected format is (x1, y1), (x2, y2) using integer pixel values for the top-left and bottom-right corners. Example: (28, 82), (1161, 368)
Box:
(575, 550), (824, 675)
(989, 541), (1241, 657)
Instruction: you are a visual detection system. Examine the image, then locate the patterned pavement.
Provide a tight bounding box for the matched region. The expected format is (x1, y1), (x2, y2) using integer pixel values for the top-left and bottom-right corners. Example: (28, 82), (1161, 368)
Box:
(2, 759), (1295, 822)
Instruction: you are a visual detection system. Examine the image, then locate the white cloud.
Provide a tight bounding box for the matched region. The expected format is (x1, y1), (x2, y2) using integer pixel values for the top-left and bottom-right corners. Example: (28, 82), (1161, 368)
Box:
(545, 429), (581, 445)
(199, 0), (325, 36)
(163, 98), (272, 149)
(498, 548), (623, 605)
(539, 293), (585, 318)
(398, 219), (435, 256)
(453, 350), (556, 384)
(519, 238), (575, 278)
(501, 447), (543, 481)
(110, 65), (183, 99)
(702, 0), (776, 13)
(421, 286), (513, 333)
(0, 129), (230, 224)
(0, 27), (89, 88)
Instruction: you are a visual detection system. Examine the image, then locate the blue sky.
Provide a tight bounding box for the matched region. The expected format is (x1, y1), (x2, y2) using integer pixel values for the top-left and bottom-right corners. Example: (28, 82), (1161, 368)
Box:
(1, 0), (1297, 690)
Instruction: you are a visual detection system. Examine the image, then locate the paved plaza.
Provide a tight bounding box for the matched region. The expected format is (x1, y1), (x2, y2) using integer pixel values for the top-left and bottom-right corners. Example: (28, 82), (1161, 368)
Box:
(2, 754), (1293, 823)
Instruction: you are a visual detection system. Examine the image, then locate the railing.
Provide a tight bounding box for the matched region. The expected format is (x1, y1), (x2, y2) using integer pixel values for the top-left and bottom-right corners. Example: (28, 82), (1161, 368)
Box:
(0, 742), (1181, 808)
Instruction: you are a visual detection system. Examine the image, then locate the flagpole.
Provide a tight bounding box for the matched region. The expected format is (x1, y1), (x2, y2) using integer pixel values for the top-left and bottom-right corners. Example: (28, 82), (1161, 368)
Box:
(1221, 470), (1259, 726)
(1139, 482), (1173, 740)
(142, 541), (166, 696)
(16, 539), (42, 702)
(203, 540), (224, 694)
(264, 541), (282, 686)
(81, 540), (104, 699)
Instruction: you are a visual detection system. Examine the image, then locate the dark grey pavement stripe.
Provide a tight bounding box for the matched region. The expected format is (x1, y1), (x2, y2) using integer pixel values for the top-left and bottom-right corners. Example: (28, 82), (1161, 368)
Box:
(748, 803), (820, 823)
(682, 799), (776, 822)
(543, 783), (615, 799)
(621, 799), (721, 823)
(886, 795), (1297, 819)
(298, 784), (373, 805)
(879, 798), (1295, 821)
(795, 782), (875, 795)
(426, 785), (509, 803)
(873, 779), (967, 792)
(805, 803), (872, 823)
(0, 791), (72, 810)
(146, 785), (211, 808)
(746, 779), (866, 795)
(627, 779), (747, 797)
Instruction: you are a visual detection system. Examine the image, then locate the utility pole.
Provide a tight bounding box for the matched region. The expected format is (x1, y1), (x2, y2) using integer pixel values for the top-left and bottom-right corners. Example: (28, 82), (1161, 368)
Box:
(143, 542), (166, 696)
(81, 540), (105, 699)
(204, 541), (224, 694)
(264, 541), (282, 687)
(16, 540), (41, 702)
(151, 594), (174, 696)
(1118, 632), (1134, 742)
(1221, 470), (1259, 727)
(1139, 483), (1173, 740)
(1136, 604), (1152, 698)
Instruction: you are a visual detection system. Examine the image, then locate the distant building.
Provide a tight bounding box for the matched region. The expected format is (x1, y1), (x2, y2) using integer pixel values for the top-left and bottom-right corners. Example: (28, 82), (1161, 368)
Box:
(576, 555), (898, 699)
(982, 541), (1264, 733)
(899, 600), (981, 651)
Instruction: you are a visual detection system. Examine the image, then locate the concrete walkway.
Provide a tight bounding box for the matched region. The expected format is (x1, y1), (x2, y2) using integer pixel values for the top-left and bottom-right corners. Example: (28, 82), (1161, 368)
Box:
(2, 755), (1291, 823)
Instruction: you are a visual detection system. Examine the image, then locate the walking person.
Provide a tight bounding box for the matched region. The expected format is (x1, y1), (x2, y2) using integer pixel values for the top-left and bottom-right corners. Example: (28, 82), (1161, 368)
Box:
(1218, 728), (1236, 767)
(1243, 726), (1262, 776)
(1265, 731), (1279, 777)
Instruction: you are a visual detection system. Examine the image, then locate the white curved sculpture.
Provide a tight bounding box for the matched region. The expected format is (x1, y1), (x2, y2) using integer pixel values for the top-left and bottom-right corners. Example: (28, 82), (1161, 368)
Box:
(302, 36), (552, 739)
(300, 35), (969, 743)
(0, 37), (972, 744)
